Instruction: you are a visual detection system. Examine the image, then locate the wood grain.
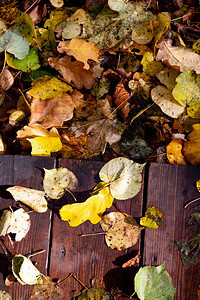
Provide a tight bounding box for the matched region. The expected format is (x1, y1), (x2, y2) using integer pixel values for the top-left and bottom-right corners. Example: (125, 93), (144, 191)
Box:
(143, 163), (200, 300)
(0, 155), (55, 299)
(49, 159), (144, 299)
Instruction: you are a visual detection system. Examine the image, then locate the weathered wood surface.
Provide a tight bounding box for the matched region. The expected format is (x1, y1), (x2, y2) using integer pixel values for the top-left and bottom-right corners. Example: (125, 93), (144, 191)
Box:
(0, 156), (199, 299)
(143, 163), (200, 300)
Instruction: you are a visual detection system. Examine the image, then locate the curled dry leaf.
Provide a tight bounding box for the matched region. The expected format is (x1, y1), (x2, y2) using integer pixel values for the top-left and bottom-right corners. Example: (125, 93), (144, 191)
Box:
(0, 208), (30, 242)
(151, 85), (185, 119)
(48, 56), (95, 89)
(12, 254), (42, 285)
(57, 38), (100, 70)
(122, 250), (141, 268)
(43, 167), (78, 199)
(166, 139), (187, 165)
(0, 69), (14, 91)
(7, 186), (48, 213)
(100, 212), (142, 251)
(99, 157), (145, 200)
(156, 39), (200, 74)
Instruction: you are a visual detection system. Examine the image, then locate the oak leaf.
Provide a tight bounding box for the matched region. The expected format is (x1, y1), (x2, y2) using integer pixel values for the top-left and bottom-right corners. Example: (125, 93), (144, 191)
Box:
(57, 38), (100, 69)
(48, 56), (95, 89)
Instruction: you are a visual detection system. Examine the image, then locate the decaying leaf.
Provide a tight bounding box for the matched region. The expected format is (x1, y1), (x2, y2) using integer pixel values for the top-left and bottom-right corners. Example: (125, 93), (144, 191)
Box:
(76, 280), (111, 300)
(122, 250), (141, 268)
(172, 70), (200, 118)
(12, 254), (43, 285)
(0, 133), (6, 154)
(28, 76), (72, 100)
(43, 167), (78, 199)
(151, 85), (185, 118)
(131, 22), (153, 45)
(0, 290), (11, 300)
(183, 124), (200, 165)
(153, 12), (171, 41)
(59, 182), (114, 226)
(48, 56), (95, 89)
(30, 276), (63, 300)
(113, 81), (130, 121)
(156, 66), (180, 91)
(56, 20), (81, 39)
(140, 207), (164, 229)
(100, 212), (142, 250)
(156, 39), (200, 74)
(7, 186), (48, 213)
(99, 157), (145, 200)
(57, 38), (100, 70)
(141, 52), (163, 76)
(0, 69), (14, 91)
(0, 208), (30, 242)
(166, 139), (187, 165)
(134, 263), (176, 300)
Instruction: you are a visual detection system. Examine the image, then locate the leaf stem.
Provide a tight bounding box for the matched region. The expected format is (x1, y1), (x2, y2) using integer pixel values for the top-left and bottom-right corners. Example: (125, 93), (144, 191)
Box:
(184, 197), (200, 209)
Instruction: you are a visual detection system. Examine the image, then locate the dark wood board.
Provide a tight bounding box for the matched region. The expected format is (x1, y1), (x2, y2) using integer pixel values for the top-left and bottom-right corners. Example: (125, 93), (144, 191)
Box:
(49, 159), (144, 299)
(143, 163), (200, 300)
(0, 155), (56, 299)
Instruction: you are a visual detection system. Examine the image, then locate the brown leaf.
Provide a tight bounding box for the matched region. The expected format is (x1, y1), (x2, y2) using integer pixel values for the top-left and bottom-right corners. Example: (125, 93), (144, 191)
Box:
(113, 82), (130, 121)
(122, 250), (141, 268)
(0, 69), (14, 91)
(48, 56), (95, 89)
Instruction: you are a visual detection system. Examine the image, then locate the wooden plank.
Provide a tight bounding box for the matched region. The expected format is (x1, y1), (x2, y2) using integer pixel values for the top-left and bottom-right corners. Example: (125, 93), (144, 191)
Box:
(0, 155), (56, 299)
(143, 163), (200, 300)
(49, 159), (144, 298)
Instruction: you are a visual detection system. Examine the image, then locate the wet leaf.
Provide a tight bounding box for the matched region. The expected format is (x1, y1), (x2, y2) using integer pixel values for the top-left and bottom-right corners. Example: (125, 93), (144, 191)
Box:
(48, 56), (95, 89)
(0, 208), (30, 242)
(99, 157), (145, 200)
(0, 28), (29, 59)
(140, 207), (164, 229)
(7, 186), (48, 213)
(100, 212), (142, 250)
(134, 263), (176, 300)
(28, 76), (72, 100)
(12, 254), (43, 285)
(172, 70), (200, 118)
(59, 182), (114, 226)
(166, 139), (187, 165)
(151, 85), (185, 118)
(28, 136), (62, 157)
(43, 167), (78, 200)
(58, 38), (100, 70)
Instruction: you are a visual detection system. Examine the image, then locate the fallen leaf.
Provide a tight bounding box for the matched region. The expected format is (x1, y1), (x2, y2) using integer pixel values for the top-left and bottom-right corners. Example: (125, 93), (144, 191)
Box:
(166, 139), (187, 165)
(172, 70), (200, 118)
(196, 179), (200, 192)
(122, 250), (141, 268)
(0, 133), (6, 154)
(29, 94), (74, 128)
(7, 186), (48, 213)
(0, 69), (14, 90)
(0, 28), (29, 59)
(57, 38), (100, 69)
(28, 76), (72, 100)
(30, 276), (64, 300)
(153, 12), (171, 41)
(43, 167), (78, 199)
(113, 81), (130, 121)
(17, 124), (60, 139)
(140, 207), (164, 229)
(91, 77), (110, 99)
(141, 52), (163, 76)
(56, 20), (81, 39)
(183, 124), (200, 165)
(0, 290), (11, 300)
(28, 136), (62, 156)
(156, 66), (180, 91)
(59, 182), (114, 226)
(151, 85), (185, 118)
(12, 254), (43, 285)
(48, 56), (95, 89)
(99, 157), (145, 200)
(156, 39), (200, 74)
(134, 263), (176, 300)
(49, 0), (64, 8)
(132, 22), (153, 45)
(0, 208), (30, 242)
(76, 281), (111, 300)
(100, 212), (142, 250)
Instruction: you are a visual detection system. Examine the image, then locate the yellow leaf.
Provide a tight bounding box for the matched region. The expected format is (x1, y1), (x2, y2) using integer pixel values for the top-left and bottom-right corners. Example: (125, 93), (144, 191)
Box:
(183, 124), (200, 165)
(29, 76), (72, 100)
(166, 139), (187, 165)
(67, 8), (86, 24)
(196, 179), (200, 192)
(153, 12), (171, 41)
(28, 136), (62, 157)
(57, 38), (100, 69)
(49, 0), (64, 8)
(140, 207), (163, 229)
(141, 52), (163, 76)
(59, 183), (114, 226)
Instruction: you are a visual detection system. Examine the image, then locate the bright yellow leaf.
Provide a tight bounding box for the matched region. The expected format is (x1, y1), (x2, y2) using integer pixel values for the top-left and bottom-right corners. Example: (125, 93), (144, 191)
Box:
(29, 76), (72, 100)
(196, 179), (200, 192)
(140, 207), (163, 229)
(59, 182), (114, 226)
(183, 124), (200, 165)
(166, 139), (187, 165)
(28, 136), (62, 157)
(57, 38), (100, 69)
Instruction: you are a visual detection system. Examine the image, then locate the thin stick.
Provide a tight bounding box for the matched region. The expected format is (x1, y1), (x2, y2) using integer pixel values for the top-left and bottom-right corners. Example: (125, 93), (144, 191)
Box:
(28, 249), (46, 259)
(65, 188), (77, 202)
(184, 197), (200, 209)
(130, 103), (154, 124)
(57, 273), (88, 290)
(18, 89), (31, 110)
(80, 232), (106, 237)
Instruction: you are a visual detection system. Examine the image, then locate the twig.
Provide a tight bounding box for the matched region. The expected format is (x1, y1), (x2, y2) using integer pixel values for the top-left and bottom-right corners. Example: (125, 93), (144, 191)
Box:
(27, 249), (46, 259)
(79, 232), (106, 237)
(184, 197), (200, 209)
(57, 273), (88, 290)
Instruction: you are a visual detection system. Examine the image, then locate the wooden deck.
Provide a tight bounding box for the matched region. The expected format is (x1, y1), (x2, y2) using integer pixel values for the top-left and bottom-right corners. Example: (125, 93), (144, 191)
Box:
(0, 156), (199, 299)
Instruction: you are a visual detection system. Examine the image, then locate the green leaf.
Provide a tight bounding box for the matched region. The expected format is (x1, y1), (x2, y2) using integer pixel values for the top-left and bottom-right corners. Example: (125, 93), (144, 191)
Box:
(172, 70), (200, 118)
(0, 28), (29, 59)
(15, 11), (36, 45)
(7, 47), (40, 72)
(77, 281), (111, 299)
(99, 157), (145, 200)
(134, 263), (176, 300)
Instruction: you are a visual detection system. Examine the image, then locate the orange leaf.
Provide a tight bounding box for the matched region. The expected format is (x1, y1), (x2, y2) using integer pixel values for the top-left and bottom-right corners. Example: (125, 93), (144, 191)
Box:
(114, 82), (130, 121)
(57, 38), (100, 69)
(166, 139), (187, 165)
(48, 56), (95, 89)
